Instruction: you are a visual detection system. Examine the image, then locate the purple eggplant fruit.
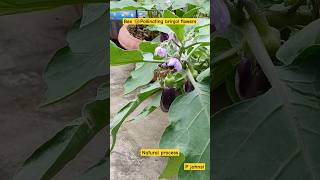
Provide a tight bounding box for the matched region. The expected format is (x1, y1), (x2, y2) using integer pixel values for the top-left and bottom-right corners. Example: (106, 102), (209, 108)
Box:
(184, 80), (194, 93)
(235, 57), (271, 99)
(160, 87), (176, 112)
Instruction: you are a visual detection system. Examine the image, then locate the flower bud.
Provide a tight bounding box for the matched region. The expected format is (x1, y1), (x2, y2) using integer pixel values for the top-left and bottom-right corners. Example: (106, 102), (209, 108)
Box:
(155, 47), (167, 57)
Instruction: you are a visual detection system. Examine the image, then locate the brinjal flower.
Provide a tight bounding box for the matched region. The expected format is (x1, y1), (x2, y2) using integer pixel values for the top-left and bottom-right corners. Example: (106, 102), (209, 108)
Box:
(155, 46), (167, 57)
(160, 32), (175, 42)
(167, 32), (175, 41)
(167, 57), (182, 71)
(212, 0), (231, 34)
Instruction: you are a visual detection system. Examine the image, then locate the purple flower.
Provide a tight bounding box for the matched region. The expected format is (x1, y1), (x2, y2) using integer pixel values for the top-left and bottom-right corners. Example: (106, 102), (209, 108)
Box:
(167, 32), (175, 41)
(155, 47), (167, 57)
(212, 0), (231, 34)
(167, 57), (182, 71)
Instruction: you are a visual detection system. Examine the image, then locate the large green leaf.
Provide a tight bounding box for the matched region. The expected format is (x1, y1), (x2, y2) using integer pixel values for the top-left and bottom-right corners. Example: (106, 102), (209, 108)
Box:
(110, 41), (145, 65)
(276, 18), (320, 65)
(43, 13), (108, 105)
(124, 63), (158, 94)
(163, 10), (185, 42)
(212, 46), (320, 179)
(132, 91), (161, 121)
(110, 0), (141, 11)
(110, 83), (161, 151)
(80, 3), (108, 28)
(160, 82), (210, 179)
(0, 0), (104, 15)
(78, 159), (108, 180)
(159, 154), (185, 179)
(13, 90), (109, 180)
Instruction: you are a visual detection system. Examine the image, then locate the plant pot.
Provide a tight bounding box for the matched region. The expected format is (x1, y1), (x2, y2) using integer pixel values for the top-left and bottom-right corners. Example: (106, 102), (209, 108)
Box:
(118, 24), (142, 50)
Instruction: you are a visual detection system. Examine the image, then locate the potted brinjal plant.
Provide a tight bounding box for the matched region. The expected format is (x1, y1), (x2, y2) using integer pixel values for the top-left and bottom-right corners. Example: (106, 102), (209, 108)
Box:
(110, 0), (210, 179)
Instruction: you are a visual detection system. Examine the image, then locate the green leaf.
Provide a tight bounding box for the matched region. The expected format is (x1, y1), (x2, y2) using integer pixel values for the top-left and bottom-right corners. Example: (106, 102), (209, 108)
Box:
(212, 53), (240, 90)
(133, 92), (161, 121)
(159, 154), (185, 179)
(110, 41), (144, 65)
(13, 96), (108, 180)
(110, 0), (141, 11)
(43, 14), (108, 105)
(80, 3), (108, 28)
(110, 83), (161, 151)
(163, 10), (185, 42)
(276, 18), (320, 65)
(147, 25), (174, 34)
(124, 63), (158, 94)
(196, 68), (210, 83)
(213, 46), (320, 179)
(78, 159), (107, 180)
(0, 0), (104, 15)
(160, 82), (210, 179)
(182, 7), (200, 18)
(96, 83), (108, 100)
(139, 41), (160, 53)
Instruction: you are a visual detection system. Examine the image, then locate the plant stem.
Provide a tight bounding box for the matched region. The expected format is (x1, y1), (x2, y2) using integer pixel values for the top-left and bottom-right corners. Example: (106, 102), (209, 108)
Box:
(186, 65), (199, 92)
(143, 59), (165, 63)
(213, 44), (241, 63)
(185, 44), (201, 61)
(241, 21), (283, 96)
(184, 42), (200, 49)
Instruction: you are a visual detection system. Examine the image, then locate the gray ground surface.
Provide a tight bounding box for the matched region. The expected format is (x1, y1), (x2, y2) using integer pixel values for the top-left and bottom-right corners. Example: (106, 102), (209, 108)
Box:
(110, 66), (169, 180)
(0, 6), (106, 180)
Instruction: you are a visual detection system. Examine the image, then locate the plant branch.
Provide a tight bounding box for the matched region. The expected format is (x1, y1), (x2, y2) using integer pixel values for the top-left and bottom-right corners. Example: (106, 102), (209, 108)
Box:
(143, 59), (165, 63)
(184, 42), (200, 49)
(185, 44), (201, 61)
(186, 65), (200, 92)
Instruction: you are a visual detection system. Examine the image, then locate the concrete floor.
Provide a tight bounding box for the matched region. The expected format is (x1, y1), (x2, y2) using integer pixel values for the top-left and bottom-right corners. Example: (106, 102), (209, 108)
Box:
(110, 65), (169, 180)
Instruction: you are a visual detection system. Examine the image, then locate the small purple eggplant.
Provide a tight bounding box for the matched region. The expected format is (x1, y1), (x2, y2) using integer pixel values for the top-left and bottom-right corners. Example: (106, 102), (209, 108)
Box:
(184, 80), (194, 93)
(160, 87), (176, 112)
(235, 57), (271, 99)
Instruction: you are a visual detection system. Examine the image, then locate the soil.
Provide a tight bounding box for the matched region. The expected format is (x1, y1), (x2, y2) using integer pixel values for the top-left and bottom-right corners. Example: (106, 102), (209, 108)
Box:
(127, 24), (159, 41)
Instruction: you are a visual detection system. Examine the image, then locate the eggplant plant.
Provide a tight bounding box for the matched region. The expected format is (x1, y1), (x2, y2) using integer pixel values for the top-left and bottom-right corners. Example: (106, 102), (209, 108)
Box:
(212, 0), (320, 179)
(110, 0), (210, 179)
